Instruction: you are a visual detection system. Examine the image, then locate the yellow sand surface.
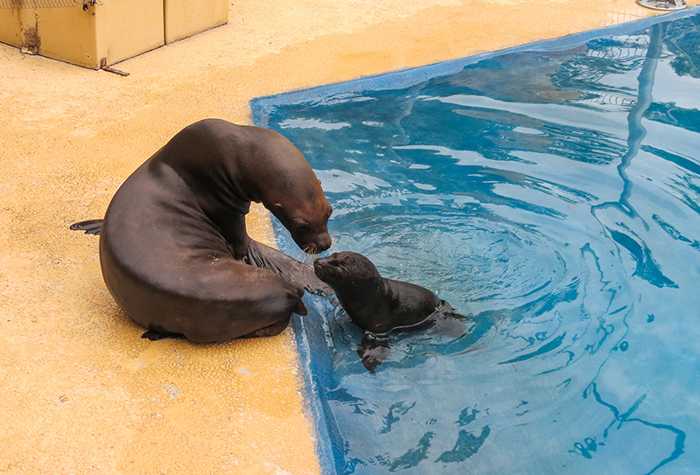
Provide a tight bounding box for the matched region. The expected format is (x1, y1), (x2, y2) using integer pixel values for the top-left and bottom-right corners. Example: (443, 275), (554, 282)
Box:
(1, 1), (694, 473)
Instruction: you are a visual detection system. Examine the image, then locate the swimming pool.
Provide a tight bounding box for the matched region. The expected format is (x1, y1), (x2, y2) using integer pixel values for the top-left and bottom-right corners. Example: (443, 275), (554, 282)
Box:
(252, 10), (700, 475)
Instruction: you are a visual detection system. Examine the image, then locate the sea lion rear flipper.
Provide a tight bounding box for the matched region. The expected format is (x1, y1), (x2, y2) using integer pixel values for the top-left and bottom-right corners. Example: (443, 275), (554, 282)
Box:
(358, 333), (391, 372)
(70, 219), (104, 235)
(240, 316), (292, 338)
(437, 301), (468, 319)
(141, 328), (185, 341)
(246, 240), (333, 296)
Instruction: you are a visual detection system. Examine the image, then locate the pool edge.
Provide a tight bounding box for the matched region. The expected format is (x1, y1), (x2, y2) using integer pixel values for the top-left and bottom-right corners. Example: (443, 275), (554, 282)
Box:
(250, 7), (700, 474)
(252, 6), (698, 128)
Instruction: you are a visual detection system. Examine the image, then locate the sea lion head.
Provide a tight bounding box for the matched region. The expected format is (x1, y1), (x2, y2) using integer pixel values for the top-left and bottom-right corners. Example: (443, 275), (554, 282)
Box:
(269, 188), (332, 255)
(313, 252), (381, 290)
(255, 132), (333, 254)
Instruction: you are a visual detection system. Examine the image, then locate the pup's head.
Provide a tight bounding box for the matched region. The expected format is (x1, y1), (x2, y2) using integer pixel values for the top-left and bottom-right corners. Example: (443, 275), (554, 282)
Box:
(313, 252), (381, 290)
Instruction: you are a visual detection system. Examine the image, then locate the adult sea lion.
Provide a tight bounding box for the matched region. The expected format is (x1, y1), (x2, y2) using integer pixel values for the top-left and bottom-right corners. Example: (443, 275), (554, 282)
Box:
(71, 119), (332, 342)
(314, 251), (464, 371)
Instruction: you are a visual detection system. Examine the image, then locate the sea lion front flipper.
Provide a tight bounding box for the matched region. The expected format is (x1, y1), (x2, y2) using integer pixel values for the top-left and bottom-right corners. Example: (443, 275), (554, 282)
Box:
(69, 219), (104, 235)
(358, 333), (391, 372)
(246, 240), (333, 296)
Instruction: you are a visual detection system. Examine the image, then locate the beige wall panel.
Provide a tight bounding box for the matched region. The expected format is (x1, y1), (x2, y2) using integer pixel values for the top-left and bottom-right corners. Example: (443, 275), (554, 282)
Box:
(2, 0), (229, 68)
(96, 0), (164, 66)
(28, 7), (97, 68)
(0, 7), (22, 47)
(164, 0), (228, 44)
(0, 6), (97, 68)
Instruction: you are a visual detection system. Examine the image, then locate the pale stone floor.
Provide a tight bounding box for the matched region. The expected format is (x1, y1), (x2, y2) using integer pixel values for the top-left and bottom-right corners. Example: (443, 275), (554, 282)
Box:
(1, 1), (695, 473)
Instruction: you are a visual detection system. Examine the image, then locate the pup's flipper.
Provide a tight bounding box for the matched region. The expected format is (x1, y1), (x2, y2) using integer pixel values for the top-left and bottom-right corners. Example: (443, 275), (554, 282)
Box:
(358, 333), (391, 372)
(431, 302), (470, 338)
(70, 219), (104, 235)
(246, 239), (333, 296)
(435, 301), (466, 318)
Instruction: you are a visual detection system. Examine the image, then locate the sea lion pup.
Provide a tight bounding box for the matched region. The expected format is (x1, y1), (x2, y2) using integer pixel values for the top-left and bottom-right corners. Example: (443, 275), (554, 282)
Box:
(72, 119), (333, 342)
(314, 251), (464, 371)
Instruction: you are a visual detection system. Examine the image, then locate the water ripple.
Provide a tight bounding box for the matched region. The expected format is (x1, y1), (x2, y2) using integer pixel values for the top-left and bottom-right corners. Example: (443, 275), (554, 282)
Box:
(263, 14), (700, 475)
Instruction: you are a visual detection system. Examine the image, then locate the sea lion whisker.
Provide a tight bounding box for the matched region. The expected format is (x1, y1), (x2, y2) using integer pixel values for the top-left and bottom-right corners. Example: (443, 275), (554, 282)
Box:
(304, 245), (320, 255)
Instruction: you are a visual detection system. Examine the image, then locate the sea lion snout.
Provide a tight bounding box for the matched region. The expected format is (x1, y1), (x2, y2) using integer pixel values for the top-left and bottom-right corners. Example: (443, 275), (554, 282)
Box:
(316, 232), (332, 251)
(313, 252), (381, 287)
(314, 254), (338, 268)
(298, 230), (332, 254)
(313, 255), (340, 283)
(270, 201), (333, 254)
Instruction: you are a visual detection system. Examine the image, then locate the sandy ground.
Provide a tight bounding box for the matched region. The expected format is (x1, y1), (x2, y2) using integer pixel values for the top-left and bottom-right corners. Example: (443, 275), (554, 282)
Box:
(0, 1), (695, 473)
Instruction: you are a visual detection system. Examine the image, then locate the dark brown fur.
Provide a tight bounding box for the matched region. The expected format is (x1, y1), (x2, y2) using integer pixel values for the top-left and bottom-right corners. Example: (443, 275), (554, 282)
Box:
(315, 252), (462, 371)
(79, 119), (333, 342)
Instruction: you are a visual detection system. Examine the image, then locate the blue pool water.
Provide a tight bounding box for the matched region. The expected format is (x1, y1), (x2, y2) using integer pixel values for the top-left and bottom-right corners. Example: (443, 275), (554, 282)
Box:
(252, 11), (700, 475)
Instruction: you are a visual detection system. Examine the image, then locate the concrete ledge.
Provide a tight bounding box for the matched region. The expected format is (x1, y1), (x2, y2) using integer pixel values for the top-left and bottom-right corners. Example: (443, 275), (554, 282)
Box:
(3, 1), (698, 473)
